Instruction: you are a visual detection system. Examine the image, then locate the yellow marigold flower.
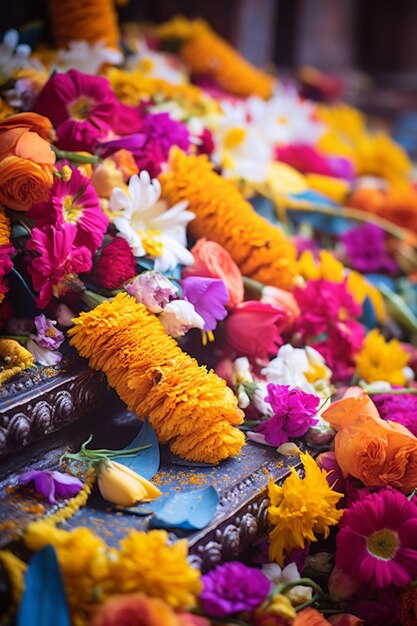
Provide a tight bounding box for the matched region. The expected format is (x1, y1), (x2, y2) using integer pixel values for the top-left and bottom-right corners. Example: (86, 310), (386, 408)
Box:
(68, 293), (245, 463)
(317, 103), (366, 144)
(354, 132), (412, 182)
(297, 250), (344, 283)
(48, 0), (120, 49)
(0, 339), (34, 386)
(268, 452), (343, 566)
(155, 18), (273, 99)
(160, 148), (297, 291)
(356, 328), (409, 385)
(0, 205), (10, 246)
(112, 529), (202, 609)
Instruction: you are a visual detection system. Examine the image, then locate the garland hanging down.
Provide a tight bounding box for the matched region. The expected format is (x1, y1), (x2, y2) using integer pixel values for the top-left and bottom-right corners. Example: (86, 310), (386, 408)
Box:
(69, 293), (245, 463)
(155, 17), (274, 99)
(160, 147), (297, 291)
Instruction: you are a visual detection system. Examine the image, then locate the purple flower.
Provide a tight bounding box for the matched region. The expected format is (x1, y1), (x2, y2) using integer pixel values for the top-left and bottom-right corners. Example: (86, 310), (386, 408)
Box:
(19, 469), (83, 504)
(182, 276), (229, 331)
(200, 562), (271, 617)
(255, 384), (320, 446)
(30, 315), (64, 350)
(372, 392), (417, 437)
(340, 223), (398, 274)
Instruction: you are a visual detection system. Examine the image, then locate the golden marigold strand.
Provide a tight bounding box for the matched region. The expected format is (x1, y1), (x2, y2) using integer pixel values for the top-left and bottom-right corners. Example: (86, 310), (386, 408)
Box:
(47, 0), (120, 49)
(160, 148), (297, 291)
(0, 339), (34, 386)
(68, 293), (245, 463)
(0, 206), (10, 247)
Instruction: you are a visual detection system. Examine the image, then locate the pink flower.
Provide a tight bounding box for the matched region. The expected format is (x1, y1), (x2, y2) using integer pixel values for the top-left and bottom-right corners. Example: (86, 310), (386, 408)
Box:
(260, 286), (300, 326)
(30, 165), (108, 254)
(26, 223), (92, 307)
(0, 243), (13, 301)
(255, 384), (319, 446)
(327, 566), (359, 601)
(276, 144), (354, 181)
(95, 237), (137, 290)
(34, 69), (119, 151)
(225, 301), (289, 361)
(336, 489), (417, 588)
(126, 271), (178, 313)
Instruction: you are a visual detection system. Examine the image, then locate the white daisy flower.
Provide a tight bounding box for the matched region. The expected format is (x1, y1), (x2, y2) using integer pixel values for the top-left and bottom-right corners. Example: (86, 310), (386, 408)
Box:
(126, 40), (187, 84)
(109, 171), (195, 272)
(56, 40), (123, 75)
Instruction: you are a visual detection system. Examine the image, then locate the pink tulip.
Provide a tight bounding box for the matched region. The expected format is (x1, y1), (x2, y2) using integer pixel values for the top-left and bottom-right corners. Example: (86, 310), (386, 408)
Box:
(224, 301), (289, 361)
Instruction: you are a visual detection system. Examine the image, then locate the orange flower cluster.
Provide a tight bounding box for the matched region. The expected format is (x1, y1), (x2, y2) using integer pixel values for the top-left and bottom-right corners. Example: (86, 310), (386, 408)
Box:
(0, 206), (10, 247)
(155, 18), (273, 99)
(0, 113), (56, 211)
(323, 387), (417, 493)
(68, 293), (245, 463)
(160, 148), (297, 291)
(348, 185), (417, 234)
(48, 0), (120, 49)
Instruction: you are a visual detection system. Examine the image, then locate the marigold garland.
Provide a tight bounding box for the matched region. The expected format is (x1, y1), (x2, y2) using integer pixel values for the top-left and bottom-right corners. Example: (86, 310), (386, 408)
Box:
(68, 293), (245, 463)
(0, 550), (26, 624)
(0, 206), (10, 247)
(0, 339), (34, 386)
(160, 148), (297, 291)
(155, 17), (274, 99)
(48, 0), (120, 49)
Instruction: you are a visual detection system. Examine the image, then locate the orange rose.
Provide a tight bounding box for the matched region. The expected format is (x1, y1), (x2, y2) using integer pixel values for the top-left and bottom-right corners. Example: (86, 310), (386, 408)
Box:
(0, 156), (54, 211)
(294, 607), (331, 625)
(0, 112), (56, 162)
(401, 587), (417, 626)
(322, 387), (417, 492)
(89, 593), (188, 626)
(183, 238), (244, 308)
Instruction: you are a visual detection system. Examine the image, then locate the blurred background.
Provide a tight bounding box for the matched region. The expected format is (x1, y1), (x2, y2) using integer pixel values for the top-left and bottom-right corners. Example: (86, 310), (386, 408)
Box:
(2, 0), (417, 129)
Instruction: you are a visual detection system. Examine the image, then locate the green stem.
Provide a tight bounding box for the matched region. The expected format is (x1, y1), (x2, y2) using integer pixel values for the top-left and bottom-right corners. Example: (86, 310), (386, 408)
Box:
(275, 578), (325, 598)
(368, 387), (417, 396)
(242, 276), (265, 296)
(52, 146), (100, 164)
(294, 593), (320, 612)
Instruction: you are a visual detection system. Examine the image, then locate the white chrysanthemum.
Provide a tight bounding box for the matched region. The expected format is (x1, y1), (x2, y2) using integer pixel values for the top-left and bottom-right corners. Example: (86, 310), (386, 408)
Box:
(0, 30), (43, 83)
(126, 40), (187, 84)
(247, 85), (325, 146)
(261, 344), (332, 401)
(109, 171), (195, 272)
(211, 100), (273, 183)
(56, 40), (123, 75)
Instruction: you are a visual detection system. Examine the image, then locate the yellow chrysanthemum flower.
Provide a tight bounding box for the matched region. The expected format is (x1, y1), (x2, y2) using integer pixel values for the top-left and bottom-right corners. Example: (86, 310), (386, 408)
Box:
(356, 328), (410, 385)
(268, 452), (343, 566)
(69, 293), (245, 463)
(160, 148), (297, 291)
(113, 529), (202, 609)
(155, 17), (273, 99)
(0, 206), (10, 247)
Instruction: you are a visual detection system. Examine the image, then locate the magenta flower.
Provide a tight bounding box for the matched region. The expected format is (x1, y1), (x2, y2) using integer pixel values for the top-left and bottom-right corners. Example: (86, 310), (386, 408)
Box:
(348, 590), (401, 626)
(99, 111), (190, 177)
(317, 451), (346, 495)
(34, 69), (119, 151)
(255, 384), (319, 446)
(340, 223), (398, 274)
(336, 489), (417, 588)
(19, 469), (83, 504)
(372, 392), (417, 437)
(276, 144), (354, 181)
(26, 223), (92, 308)
(182, 276), (228, 331)
(30, 165), (108, 254)
(293, 278), (365, 382)
(0, 243), (13, 301)
(200, 562), (271, 617)
(30, 314), (64, 350)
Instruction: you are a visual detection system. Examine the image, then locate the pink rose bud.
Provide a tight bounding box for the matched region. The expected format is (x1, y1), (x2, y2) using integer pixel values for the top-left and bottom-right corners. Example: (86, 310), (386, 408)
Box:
(126, 271), (178, 313)
(328, 566), (359, 601)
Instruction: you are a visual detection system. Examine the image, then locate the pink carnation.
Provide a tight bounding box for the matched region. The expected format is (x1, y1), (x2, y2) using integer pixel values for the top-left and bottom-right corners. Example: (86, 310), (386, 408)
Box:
(336, 489), (417, 589)
(34, 69), (119, 151)
(26, 223), (92, 308)
(95, 237), (137, 290)
(256, 384), (319, 446)
(29, 166), (108, 254)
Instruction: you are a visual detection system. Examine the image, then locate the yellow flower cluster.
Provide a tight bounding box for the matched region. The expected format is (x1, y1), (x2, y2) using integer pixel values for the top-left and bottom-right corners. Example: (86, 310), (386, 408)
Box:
(297, 249), (386, 322)
(155, 17), (273, 99)
(48, 0), (120, 49)
(0, 339), (34, 386)
(317, 103), (412, 183)
(356, 328), (410, 385)
(24, 522), (201, 625)
(0, 550), (26, 622)
(68, 293), (245, 463)
(107, 67), (218, 118)
(0, 98), (14, 119)
(268, 452), (343, 566)
(160, 148), (297, 291)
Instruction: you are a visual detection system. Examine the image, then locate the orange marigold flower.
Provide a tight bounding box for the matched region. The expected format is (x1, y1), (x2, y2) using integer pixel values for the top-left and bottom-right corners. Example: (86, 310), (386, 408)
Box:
(155, 18), (273, 99)
(48, 0), (120, 49)
(294, 607), (332, 625)
(160, 148), (297, 291)
(68, 293), (245, 463)
(0, 206), (10, 247)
